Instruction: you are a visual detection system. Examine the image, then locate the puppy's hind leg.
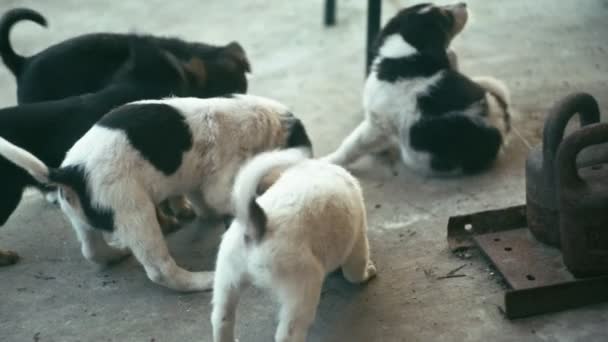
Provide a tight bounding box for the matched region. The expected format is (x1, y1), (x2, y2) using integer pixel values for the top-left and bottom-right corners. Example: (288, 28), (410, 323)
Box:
(323, 119), (389, 166)
(275, 264), (324, 342)
(341, 226), (376, 284)
(211, 271), (242, 342)
(117, 199), (213, 292)
(211, 235), (245, 342)
(69, 218), (130, 265)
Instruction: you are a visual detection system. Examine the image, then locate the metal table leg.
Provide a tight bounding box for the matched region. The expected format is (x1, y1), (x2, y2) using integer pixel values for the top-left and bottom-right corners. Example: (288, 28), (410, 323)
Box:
(324, 0), (336, 26)
(366, 0), (381, 74)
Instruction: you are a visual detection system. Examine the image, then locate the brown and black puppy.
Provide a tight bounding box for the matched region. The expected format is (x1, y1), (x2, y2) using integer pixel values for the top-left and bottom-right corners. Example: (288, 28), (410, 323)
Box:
(0, 8), (250, 104)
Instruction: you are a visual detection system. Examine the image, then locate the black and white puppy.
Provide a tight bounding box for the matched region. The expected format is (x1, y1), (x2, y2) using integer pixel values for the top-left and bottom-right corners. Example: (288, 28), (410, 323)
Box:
(0, 39), (229, 266)
(0, 7), (250, 103)
(212, 149), (374, 342)
(0, 95), (312, 291)
(324, 2), (511, 175)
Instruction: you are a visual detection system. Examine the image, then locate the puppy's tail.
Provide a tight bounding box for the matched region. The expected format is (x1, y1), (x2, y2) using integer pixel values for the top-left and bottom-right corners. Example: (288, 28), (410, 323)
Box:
(0, 8), (47, 76)
(473, 76), (512, 135)
(232, 148), (308, 241)
(0, 137), (50, 184)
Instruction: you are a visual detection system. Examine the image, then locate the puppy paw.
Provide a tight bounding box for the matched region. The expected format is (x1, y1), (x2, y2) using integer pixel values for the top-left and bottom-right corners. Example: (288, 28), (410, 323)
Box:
(171, 197), (197, 222)
(0, 249), (20, 266)
(157, 207), (182, 235)
(364, 261), (377, 282)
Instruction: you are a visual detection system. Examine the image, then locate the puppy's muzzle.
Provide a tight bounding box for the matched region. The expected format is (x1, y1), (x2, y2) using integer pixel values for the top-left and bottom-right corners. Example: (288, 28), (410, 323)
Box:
(444, 2), (468, 37)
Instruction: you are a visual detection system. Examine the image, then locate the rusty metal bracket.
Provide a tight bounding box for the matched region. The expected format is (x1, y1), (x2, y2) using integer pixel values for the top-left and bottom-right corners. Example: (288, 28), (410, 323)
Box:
(447, 204), (608, 319)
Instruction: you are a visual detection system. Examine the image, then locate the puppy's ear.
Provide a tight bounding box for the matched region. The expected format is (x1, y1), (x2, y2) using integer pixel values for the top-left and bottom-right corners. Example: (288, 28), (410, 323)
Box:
(123, 38), (186, 84)
(182, 57), (207, 86)
(220, 41), (251, 73)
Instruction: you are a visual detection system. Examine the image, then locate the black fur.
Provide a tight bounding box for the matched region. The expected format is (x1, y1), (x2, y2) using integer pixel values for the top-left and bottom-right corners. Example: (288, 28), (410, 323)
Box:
(249, 200), (267, 241)
(0, 8), (250, 103)
(99, 103), (193, 176)
(0, 39), (207, 226)
(0, 8), (46, 74)
(285, 117), (313, 154)
(49, 166), (115, 232)
(372, 3), (454, 61)
(410, 115), (502, 173)
(417, 72), (486, 117)
(376, 54), (450, 82)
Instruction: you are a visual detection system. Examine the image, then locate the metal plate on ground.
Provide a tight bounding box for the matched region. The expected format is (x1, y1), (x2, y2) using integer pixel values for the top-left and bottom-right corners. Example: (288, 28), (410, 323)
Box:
(447, 205), (608, 319)
(473, 228), (572, 290)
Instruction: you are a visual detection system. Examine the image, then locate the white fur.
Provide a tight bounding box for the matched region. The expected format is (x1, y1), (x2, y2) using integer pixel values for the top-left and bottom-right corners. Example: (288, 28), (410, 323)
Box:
(418, 4), (434, 14)
(0, 94), (302, 292)
(232, 148), (308, 231)
(211, 152), (376, 342)
(0, 137), (49, 183)
(378, 34), (417, 59)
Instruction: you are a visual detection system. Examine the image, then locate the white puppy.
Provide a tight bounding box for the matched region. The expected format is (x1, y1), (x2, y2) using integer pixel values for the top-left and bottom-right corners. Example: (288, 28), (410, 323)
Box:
(211, 148), (376, 342)
(0, 94), (311, 292)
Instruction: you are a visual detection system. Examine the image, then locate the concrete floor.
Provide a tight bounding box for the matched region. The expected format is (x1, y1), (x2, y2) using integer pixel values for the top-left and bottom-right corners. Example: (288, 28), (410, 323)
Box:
(1, 0), (608, 341)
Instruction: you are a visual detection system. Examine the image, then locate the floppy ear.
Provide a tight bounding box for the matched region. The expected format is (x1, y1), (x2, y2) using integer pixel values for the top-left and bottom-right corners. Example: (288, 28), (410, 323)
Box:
(122, 38), (187, 84)
(182, 57), (207, 86)
(221, 41), (251, 73)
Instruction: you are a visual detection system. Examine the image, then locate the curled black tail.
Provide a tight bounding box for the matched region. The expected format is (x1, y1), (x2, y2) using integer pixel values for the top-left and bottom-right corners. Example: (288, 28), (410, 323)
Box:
(0, 8), (47, 76)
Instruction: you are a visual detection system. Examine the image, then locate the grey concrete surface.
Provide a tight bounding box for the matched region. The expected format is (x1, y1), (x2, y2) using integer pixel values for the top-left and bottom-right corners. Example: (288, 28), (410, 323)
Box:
(1, 0), (608, 341)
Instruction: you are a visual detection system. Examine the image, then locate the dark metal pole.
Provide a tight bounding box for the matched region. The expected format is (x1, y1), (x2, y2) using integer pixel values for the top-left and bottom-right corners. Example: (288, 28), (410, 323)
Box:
(324, 0), (336, 26)
(366, 0), (381, 74)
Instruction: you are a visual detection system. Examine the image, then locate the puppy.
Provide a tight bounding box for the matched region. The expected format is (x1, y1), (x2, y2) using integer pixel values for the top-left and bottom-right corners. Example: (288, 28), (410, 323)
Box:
(211, 149), (375, 342)
(324, 3), (511, 175)
(0, 38), (225, 263)
(0, 8), (250, 103)
(0, 95), (312, 291)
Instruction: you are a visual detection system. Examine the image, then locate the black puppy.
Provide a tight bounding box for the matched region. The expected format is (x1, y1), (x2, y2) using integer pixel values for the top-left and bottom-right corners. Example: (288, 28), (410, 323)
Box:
(0, 7), (250, 104)
(0, 39), (214, 266)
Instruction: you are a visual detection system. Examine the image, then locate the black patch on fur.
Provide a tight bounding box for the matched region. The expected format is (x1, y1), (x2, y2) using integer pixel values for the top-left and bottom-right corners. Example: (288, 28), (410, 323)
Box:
(250, 199), (267, 241)
(375, 53), (449, 82)
(285, 115), (313, 154)
(409, 115), (502, 173)
(372, 3), (456, 82)
(218, 93), (235, 98)
(98, 103), (193, 176)
(417, 71), (486, 117)
(49, 165), (115, 231)
(373, 4), (453, 58)
(223, 215), (234, 230)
